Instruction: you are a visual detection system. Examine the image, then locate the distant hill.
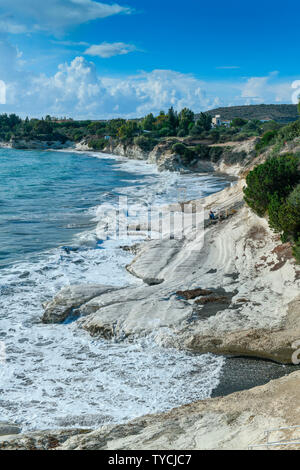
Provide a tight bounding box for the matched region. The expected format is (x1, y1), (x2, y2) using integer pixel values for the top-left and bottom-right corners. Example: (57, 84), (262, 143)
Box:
(202, 104), (299, 124)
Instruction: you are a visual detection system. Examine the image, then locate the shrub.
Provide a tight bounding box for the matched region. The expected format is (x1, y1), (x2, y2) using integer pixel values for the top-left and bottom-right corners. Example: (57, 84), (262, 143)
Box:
(88, 138), (106, 150)
(231, 118), (248, 127)
(223, 150), (247, 165)
(256, 130), (278, 152)
(194, 144), (210, 160)
(277, 120), (300, 143)
(177, 129), (187, 137)
(243, 154), (300, 216)
(133, 135), (158, 152)
(172, 142), (195, 165)
(293, 239), (300, 264)
(172, 143), (187, 155)
(209, 146), (223, 162)
(159, 127), (172, 137)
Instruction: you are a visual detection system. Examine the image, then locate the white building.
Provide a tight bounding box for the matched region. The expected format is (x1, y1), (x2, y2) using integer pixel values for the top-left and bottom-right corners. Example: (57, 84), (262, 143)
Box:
(212, 114), (232, 128)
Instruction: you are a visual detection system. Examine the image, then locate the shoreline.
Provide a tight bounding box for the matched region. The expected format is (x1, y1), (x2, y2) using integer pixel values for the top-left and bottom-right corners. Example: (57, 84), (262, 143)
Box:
(1, 144), (300, 449)
(211, 356), (299, 398)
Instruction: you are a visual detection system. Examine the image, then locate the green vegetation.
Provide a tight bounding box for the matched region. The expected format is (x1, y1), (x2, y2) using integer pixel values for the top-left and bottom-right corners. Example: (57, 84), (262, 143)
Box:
(205, 104), (298, 123)
(243, 154), (300, 262)
(0, 106), (289, 153)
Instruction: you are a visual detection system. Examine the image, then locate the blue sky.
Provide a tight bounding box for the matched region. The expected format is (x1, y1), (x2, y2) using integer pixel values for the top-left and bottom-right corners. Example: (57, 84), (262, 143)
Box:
(0, 0), (299, 118)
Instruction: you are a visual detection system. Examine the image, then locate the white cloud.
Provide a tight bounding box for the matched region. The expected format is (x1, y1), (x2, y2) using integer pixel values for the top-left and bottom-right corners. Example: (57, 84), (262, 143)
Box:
(84, 42), (137, 58)
(51, 40), (90, 47)
(241, 73), (292, 104)
(0, 18), (28, 34)
(216, 66), (240, 70)
(0, 0), (131, 33)
(0, 50), (295, 119)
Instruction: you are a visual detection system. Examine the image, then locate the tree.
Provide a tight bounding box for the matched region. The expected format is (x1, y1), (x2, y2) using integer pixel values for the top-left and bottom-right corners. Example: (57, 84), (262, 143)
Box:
(106, 119), (126, 136)
(34, 120), (53, 134)
(243, 154), (300, 216)
(167, 107), (178, 134)
(118, 120), (139, 141)
(231, 118), (248, 128)
(190, 114), (212, 136)
(197, 113), (212, 131)
(142, 113), (155, 131)
(178, 108), (195, 135)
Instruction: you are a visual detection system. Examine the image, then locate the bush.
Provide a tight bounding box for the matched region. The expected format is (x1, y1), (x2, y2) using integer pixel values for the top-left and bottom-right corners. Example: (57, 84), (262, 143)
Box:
(277, 120), (300, 143)
(243, 154), (300, 216)
(172, 143), (187, 155)
(177, 129), (187, 137)
(255, 130), (278, 153)
(159, 127), (173, 137)
(172, 142), (195, 165)
(88, 138), (106, 150)
(293, 239), (300, 264)
(223, 150), (247, 165)
(133, 135), (158, 152)
(194, 144), (210, 160)
(209, 146), (223, 162)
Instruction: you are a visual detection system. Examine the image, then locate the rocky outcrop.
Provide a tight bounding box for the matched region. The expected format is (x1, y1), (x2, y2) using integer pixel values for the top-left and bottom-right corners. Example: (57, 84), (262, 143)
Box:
(42, 284), (117, 324)
(4, 371), (300, 450)
(0, 422), (21, 436)
(0, 428), (91, 451)
(10, 138), (73, 150)
(42, 180), (300, 363)
(103, 141), (149, 161)
(53, 370), (300, 450)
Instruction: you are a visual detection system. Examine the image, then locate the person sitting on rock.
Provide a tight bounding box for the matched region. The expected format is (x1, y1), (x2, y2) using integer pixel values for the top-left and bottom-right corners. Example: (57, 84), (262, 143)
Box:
(209, 210), (217, 220)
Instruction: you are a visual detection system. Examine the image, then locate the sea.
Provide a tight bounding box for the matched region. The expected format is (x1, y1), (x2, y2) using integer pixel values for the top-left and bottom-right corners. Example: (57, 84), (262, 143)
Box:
(0, 147), (230, 431)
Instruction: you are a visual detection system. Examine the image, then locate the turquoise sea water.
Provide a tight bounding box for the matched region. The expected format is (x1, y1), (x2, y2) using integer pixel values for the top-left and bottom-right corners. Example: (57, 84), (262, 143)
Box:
(0, 148), (161, 268)
(0, 148), (229, 431)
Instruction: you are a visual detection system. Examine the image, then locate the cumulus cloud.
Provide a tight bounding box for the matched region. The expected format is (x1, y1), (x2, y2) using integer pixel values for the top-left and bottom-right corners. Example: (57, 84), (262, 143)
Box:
(84, 42), (137, 58)
(0, 0), (131, 33)
(0, 49), (295, 119)
(240, 72), (292, 104)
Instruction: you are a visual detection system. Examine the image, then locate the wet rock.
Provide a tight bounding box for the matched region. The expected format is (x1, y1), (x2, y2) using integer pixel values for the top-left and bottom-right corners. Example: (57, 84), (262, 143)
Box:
(195, 295), (230, 305)
(0, 422), (21, 436)
(42, 284), (117, 324)
(176, 288), (213, 300)
(0, 429), (91, 450)
(35, 371), (300, 450)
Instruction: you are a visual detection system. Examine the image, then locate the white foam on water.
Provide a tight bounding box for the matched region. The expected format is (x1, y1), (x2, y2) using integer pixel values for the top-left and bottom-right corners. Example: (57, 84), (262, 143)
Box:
(0, 151), (228, 432)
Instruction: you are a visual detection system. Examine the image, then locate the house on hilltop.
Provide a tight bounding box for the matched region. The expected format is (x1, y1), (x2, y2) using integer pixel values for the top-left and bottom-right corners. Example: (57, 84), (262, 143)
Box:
(212, 115), (232, 128)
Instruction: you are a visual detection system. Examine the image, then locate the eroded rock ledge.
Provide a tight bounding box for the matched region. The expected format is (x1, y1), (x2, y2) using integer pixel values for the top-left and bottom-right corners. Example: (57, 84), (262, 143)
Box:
(42, 181), (300, 364)
(2, 371), (300, 450)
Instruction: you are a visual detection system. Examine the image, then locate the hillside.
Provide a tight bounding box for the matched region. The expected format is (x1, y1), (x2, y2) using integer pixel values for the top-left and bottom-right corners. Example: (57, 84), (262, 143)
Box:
(204, 104), (298, 123)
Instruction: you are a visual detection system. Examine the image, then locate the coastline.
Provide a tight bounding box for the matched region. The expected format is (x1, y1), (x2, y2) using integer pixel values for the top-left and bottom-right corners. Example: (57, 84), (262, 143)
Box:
(1, 143), (300, 449)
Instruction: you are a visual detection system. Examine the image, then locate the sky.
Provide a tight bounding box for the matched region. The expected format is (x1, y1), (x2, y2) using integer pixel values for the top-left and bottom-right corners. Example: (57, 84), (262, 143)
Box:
(0, 0), (299, 119)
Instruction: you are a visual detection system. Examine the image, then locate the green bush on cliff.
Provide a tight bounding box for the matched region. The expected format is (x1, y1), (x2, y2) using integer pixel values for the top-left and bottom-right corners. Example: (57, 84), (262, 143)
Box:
(255, 130), (278, 153)
(243, 154), (300, 216)
(244, 155), (300, 262)
(293, 239), (300, 263)
(88, 138), (106, 150)
(134, 135), (158, 152)
(172, 142), (195, 165)
(209, 146), (223, 162)
(194, 144), (210, 160)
